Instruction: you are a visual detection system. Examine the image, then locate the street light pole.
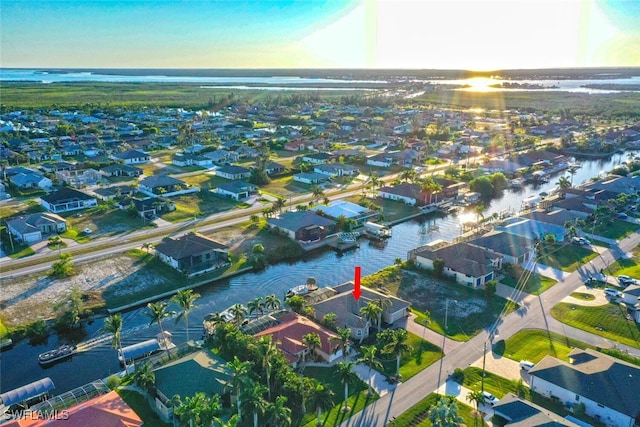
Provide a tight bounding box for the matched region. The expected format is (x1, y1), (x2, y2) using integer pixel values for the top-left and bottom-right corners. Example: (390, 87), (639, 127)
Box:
(481, 341), (487, 393)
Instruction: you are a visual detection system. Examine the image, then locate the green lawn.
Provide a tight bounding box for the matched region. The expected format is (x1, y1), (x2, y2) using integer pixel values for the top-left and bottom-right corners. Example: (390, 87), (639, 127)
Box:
(592, 219), (640, 240)
(260, 175), (310, 197)
(462, 366), (528, 399)
(551, 303), (640, 349)
(376, 332), (442, 381)
(496, 329), (592, 363)
(387, 393), (486, 427)
(500, 269), (557, 295)
(536, 243), (598, 272)
(0, 199), (44, 220)
(117, 389), (172, 427)
(301, 366), (377, 427)
(161, 191), (241, 222)
(345, 195), (421, 223)
(570, 292), (595, 301)
(62, 205), (155, 237)
(608, 256), (640, 280)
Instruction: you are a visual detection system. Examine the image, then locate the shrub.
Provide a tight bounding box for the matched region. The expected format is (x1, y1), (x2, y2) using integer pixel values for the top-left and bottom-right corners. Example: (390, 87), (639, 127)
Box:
(106, 375), (121, 390)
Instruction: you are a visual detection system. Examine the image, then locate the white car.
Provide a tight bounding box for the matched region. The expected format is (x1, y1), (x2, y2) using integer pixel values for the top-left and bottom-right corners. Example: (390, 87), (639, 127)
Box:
(519, 360), (535, 371)
(618, 275), (637, 285)
(604, 288), (622, 298)
(482, 391), (499, 406)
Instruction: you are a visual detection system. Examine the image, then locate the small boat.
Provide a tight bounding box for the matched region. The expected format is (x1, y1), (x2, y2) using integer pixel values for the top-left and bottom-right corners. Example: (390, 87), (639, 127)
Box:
(38, 344), (76, 365)
(286, 277), (319, 298)
(0, 338), (13, 351)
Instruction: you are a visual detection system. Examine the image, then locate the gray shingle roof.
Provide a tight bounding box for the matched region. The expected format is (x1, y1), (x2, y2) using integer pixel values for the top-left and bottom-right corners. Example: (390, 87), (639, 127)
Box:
(267, 211), (335, 232)
(41, 188), (95, 203)
(529, 349), (640, 418)
(154, 233), (228, 260)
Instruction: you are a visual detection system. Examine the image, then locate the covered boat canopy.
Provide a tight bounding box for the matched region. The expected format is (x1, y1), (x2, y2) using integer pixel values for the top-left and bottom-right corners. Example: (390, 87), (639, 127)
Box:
(0, 377), (55, 406)
(120, 339), (161, 361)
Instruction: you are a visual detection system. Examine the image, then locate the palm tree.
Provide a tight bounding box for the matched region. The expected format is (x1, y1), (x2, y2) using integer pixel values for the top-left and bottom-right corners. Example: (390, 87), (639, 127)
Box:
(247, 297), (265, 317)
(256, 335), (279, 400)
(465, 390), (486, 426)
(171, 289), (200, 342)
(133, 363), (156, 396)
(556, 176), (571, 189)
(241, 380), (268, 427)
(200, 394), (223, 427)
(330, 328), (351, 361)
(400, 168), (415, 182)
(266, 395), (292, 427)
(103, 314), (128, 374)
(264, 294), (281, 312)
(310, 185), (325, 203)
(141, 242), (154, 253)
(374, 298), (392, 331)
(310, 383), (335, 426)
(173, 392), (208, 427)
(302, 333), (321, 363)
(359, 302), (381, 335)
(335, 362), (357, 411)
(218, 414), (239, 427)
(229, 303), (247, 328)
(227, 356), (253, 420)
(146, 301), (174, 346)
(568, 165), (579, 186)
(357, 345), (382, 395)
(427, 395), (464, 427)
(475, 204), (485, 224)
(272, 197), (286, 214)
(382, 328), (412, 379)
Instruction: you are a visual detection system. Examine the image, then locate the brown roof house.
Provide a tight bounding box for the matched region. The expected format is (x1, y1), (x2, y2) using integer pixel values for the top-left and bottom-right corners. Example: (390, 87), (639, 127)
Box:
(255, 312), (343, 367)
(311, 283), (411, 342)
(154, 233), (229, 277)
(410, 241), (502, 288)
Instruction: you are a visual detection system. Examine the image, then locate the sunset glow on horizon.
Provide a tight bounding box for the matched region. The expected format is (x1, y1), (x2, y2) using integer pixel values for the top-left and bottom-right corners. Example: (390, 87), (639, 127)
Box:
(1, 0), (639, 70)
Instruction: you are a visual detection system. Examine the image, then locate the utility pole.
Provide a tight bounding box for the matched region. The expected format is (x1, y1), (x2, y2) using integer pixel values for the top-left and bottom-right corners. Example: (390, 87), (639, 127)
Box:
(481, 341), (487, 393)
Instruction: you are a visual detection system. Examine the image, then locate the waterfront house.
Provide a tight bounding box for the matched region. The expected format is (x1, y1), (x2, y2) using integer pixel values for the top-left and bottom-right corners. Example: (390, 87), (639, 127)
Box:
(267, 211), (335, 243)
(378, 182), (435, 206)
(215, 165), (252, 180)
(500, 218), (567, 242)
(311, 200), (379, 226)
(529, 349), (640, 427)
(467, 231), (535, 265)
(40, 188), (98, 213)
(410, 241), (501, 287)
(6, 213), (67, 244)
(154, 232), (229, 276)
(112, 149), (150, 164)
(311, 283), (411, 341)
(255, 312), (342, 366)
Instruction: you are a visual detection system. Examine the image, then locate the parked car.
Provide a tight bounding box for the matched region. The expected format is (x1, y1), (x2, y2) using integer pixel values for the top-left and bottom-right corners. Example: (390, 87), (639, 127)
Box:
(571, 237), (590, 245)
(83, 228), (93, 234)
(617, 212), (628, 219)
(483, 391), (499, 406)
(519, 360), (535, 371)
(604, 288), (622, 298)
(618, 275), (637, 285)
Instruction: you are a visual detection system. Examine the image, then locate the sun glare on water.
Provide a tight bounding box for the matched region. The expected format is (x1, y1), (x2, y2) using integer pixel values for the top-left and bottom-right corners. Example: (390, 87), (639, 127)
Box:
(463, 77), (497, 92)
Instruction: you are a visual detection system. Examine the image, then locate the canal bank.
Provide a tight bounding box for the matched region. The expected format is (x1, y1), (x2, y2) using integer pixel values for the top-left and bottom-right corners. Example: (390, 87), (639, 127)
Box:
(2, 150), (636, 395)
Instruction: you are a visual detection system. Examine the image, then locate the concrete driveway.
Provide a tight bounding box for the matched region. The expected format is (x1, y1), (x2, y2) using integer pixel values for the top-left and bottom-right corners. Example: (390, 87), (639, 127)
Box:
(561, 284), (610, 306)
(471, 351), (530, 384)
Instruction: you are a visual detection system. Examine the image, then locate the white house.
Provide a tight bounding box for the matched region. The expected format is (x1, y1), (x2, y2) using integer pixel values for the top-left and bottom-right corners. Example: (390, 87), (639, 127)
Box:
(313, 163), (360, 177)
(215, 165), (251, 180)
(214, 181), (256, 201)
(293, 172), (329, 185)
(529, 349), (640, 427)
(621, 284), (640, 323)
(113, 149), (150, 164)
(6, 213), (67, 244)
(40, 188), (98, 213)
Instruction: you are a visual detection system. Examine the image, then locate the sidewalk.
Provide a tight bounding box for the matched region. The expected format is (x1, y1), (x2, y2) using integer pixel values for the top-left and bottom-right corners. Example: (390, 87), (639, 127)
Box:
(395, 313), (463, 355)
(351, 362), (397, 397)
(434, 379), (494, 425)
(523, 261), (572, 282)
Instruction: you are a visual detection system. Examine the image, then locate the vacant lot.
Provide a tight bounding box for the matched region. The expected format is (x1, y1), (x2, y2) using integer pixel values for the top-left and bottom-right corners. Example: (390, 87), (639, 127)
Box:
(536, 242), (598, 272)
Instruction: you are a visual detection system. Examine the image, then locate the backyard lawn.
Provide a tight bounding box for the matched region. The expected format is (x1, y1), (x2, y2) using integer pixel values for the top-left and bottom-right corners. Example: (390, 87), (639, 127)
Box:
(608, 254), (640, 280)
(536, 242), (598, 272)
(345, 196), (421, 223)
(260, 175), (311, 197)
(301, 366), (376, 427)
(551, 302), (640, 349)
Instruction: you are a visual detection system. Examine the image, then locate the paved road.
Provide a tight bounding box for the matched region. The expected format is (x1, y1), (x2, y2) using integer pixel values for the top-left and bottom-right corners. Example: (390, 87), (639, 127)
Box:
(341, 231), (640, 426)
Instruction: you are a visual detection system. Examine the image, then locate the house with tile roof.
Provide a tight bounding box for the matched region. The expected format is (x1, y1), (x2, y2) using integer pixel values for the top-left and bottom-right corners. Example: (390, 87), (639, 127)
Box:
(529, 348), (640, 427)
(311, 283), (411, 341)
(154, 232), (229, 276)
(411, 241), (501, 287)
(255, 312), (343, 366)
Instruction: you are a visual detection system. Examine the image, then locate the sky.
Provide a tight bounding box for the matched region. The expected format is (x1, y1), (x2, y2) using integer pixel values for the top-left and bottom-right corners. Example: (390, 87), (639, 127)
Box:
(1, 0), (639, 70)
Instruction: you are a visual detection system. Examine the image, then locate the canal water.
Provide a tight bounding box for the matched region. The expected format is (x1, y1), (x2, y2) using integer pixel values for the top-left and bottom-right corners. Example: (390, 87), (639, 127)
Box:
(1, 150), (634, 396)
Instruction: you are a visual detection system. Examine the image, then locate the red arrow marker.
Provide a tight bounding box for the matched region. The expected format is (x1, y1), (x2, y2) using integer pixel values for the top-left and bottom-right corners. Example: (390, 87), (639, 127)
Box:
(352, 266), (362, 301)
